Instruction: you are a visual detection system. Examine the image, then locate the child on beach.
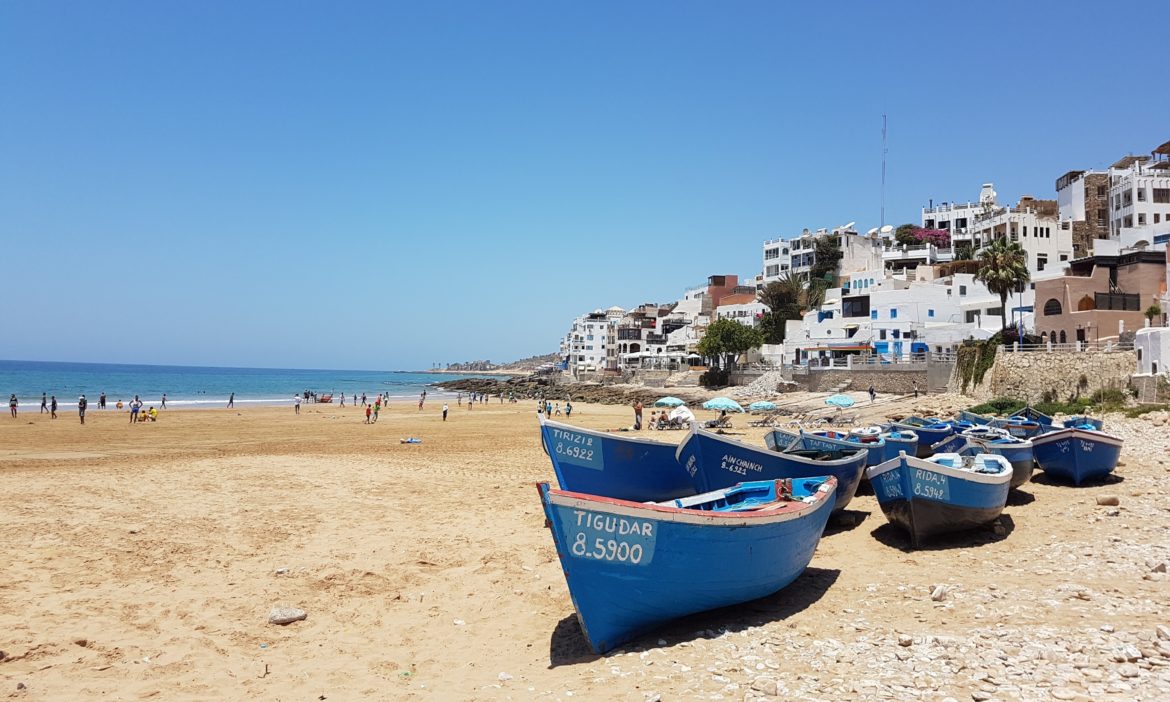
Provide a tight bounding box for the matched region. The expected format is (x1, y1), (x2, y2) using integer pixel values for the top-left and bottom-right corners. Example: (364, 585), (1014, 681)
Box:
(372, 403), (380, 423)
(365, 405), (372, 423)
(442, 403), (448, 421)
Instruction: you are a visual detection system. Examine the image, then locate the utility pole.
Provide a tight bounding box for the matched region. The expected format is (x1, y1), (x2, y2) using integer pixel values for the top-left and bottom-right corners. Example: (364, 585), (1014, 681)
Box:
(881, 114), (888, 229)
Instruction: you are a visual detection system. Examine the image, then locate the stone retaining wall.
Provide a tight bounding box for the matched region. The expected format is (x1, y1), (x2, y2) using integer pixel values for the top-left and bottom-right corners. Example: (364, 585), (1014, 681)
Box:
(952, 349), (1138, 402)
(790, 369), (929, 394)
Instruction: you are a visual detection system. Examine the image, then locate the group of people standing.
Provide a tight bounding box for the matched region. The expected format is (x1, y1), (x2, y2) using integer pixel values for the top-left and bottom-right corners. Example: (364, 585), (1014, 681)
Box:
(9, 392), (110, 423)
(537, 398), (572, 418)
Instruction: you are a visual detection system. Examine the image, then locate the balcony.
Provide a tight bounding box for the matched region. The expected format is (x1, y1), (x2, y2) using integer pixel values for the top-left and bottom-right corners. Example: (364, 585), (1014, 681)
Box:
(617, 327), (643, 341)
(923, 201), (980, 215)
(645, 333), (667, 344)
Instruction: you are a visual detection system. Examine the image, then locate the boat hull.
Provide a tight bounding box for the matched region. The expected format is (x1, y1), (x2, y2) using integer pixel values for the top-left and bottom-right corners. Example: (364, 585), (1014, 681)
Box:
(538, 478), (836, 653)
(539, 417), (694, 503)
(1031, 428), (1122, 486)
(890, 422), (953, 457)
(677, 427), (865, 512)
(866, 454), (1011, 546)
(880, 433), (919, 462)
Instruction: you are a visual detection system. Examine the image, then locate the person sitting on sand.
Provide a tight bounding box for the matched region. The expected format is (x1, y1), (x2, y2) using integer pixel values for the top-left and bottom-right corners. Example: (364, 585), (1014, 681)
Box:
(149, 406), (158, 421)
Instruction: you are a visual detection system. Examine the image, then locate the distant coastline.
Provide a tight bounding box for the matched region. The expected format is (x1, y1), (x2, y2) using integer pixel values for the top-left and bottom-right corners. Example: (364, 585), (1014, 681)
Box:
(418, 369), (526, 377)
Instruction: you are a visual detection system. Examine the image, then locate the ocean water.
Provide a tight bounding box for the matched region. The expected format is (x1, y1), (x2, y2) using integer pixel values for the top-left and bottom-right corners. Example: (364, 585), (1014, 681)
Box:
(0, 360), (494, 409)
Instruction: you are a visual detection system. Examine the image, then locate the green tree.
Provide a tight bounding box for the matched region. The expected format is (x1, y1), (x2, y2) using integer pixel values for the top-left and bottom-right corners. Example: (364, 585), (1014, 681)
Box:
(1145, 303), (1162, 326)
(809, 235), (842, 284)
(894, 223), (919, 247)
(974, 238), (1030, 332)
(954, 242), (975, 261)
(697, 319), (765, 370)
(757, 275), (805, 343)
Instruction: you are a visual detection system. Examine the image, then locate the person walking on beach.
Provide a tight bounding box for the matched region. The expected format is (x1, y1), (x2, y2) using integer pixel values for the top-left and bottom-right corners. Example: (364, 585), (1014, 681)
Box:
(50, 395), (58, 419)
(294, 395), (301, 414)
(99, 392), (106, 409)
(361, 393), (367, 407)
(457, 393), (462, 406)
(554, 403), (561, 416)
(161, 393), (167, 410)
(868, 385), (876, 404)
(365, 404), (372, 423)
(442, 403), (449, 421)
(372, 402), (380, 423)
(41, 393), (47, 414)
(913, 382), (919, 399)
(339, 392), (345, 407)
(227, 392), (235, 408)
(9, 394), (17, 418)
(634, 400), (644, 430)
(565, 400), (572, 417)
(418, 394), (424, 411)
(78, 394), (87, 424)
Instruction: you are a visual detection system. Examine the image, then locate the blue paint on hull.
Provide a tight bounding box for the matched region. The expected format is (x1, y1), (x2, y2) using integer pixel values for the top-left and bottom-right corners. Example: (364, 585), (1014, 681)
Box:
(867, 454), (1011, 546)
(538, 478), (835, 653)
(540, 418), (695, 503)
(677, 428), (866, 512)
(1031, 428), (1122, 486)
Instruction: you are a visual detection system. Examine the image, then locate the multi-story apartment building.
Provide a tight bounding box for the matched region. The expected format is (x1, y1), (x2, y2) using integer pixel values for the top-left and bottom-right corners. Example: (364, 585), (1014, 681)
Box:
(761, 225), (884, 285)
(761, 239), (792, 282)
(560, 308), (621, 375)
(1055, 169), (1111, 257)
(921, 183), (998, 241)
(968, 195), (1074, 276)
(1107, 146), (1170, 249)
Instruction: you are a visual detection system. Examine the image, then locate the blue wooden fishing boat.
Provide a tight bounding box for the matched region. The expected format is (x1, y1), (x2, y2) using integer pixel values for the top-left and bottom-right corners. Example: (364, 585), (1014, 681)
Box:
(538, 416), (694, 503)
(803, 429), (885, 467)
(988, 416), (1043, 439)
(848, 426), (887, 466)
(929, 433), (976, 456)
(879, 429), (919, 462)
(1064, 415), (1104, 431)
(866, 451), (1012, 546)
(1012, 406), (1054, 427)
(956, 410), (993, 426)
(538, 475), (838, 653)
(1030, 427), (1123, 485)
(961, 427), (1035, 488)
(763, 427), (800, 452)
(886, 417), (954, 457)
(676, 426), (866, 512)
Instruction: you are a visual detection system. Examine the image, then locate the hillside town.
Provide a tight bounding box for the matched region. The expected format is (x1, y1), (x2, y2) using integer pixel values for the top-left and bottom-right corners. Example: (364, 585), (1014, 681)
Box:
(559, 138), (1170, 395)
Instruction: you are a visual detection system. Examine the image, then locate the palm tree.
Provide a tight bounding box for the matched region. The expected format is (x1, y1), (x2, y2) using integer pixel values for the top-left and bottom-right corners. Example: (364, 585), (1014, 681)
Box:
(974, 238), (1030, 332)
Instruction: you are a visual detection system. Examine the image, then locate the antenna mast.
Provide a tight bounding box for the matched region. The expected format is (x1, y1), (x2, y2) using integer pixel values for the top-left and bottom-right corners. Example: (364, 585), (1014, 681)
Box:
(880, 114), (887, 228)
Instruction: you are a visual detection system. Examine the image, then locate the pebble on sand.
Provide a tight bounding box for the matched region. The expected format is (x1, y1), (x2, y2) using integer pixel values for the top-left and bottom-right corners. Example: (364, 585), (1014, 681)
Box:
(268, 607), (307, 625)
(1095, 495), (1120, 506)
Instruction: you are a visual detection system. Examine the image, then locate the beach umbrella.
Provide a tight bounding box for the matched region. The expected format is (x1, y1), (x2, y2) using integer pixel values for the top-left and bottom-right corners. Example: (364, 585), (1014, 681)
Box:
(748, 401), (777, 411)
(668, 406), (695, 423)
(825, 394), (856, 408)
(654, 396), (685, 407)
(703, 397), (745, 412)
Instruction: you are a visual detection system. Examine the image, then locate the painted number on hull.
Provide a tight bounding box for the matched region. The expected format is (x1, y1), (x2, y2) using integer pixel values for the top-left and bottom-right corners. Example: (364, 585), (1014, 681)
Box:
(549, 428), (604, 471)
(912, 469), (950, 501)
(719, 453), (763, 477)
(876, 470), (903, 499)
(561, 508), (656, 566)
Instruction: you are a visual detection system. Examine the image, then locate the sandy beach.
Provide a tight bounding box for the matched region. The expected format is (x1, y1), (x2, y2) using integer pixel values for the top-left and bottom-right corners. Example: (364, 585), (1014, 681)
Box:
(2, 394), (1169, 701)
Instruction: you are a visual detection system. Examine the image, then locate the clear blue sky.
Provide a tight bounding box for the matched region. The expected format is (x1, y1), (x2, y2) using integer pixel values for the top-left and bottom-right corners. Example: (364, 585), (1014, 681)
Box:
(3, 2), (1167, 370)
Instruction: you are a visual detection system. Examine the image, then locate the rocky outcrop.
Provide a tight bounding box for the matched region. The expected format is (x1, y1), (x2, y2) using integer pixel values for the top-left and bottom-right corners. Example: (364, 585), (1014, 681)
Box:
(432, 376), (709, 406)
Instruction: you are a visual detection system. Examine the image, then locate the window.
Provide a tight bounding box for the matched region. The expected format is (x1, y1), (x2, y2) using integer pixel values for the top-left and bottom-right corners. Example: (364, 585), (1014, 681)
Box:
(765, 248), (779, 260)
(1059, 254), (1068, 261)
(1097, 185), (1106, 197)
(1155, 214), (1161, 224)
(1124, 215), (1133, 228)
(1043, 299), (1063, 316)
(1097, 208), (1108, 227)
(766, 264), (779, 277)
(1059, 330), (1067, 344)
(959, 285), (967, 296)
(1138, 188), (1146, 202)
(890, 308), (898, 319)
(879, 329), (887, 340)
(965, 311), (978, 323)
(1037, 254), (1047, 271)
(1114, 195), (1122, 210)
(1153, 188), (1170, 204)
(892, 329), (901, 339)
(928, 309), (935, 318)
(1138, 214), (1147, 225)
(870, 310), (877, 320)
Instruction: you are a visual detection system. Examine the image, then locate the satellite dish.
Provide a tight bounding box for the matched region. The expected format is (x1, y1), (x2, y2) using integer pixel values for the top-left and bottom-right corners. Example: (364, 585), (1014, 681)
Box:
(867, 228), (878, 235)
(843, 221), (856, 230)
(879, 225), (894, 234)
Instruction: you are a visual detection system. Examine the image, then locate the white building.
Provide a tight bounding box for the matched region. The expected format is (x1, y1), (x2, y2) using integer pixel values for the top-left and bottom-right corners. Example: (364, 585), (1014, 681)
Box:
(761, 224), (884, 285)
(560, 309), (620, 375)
(921, 183), (998, 241)
(1107, 150), (1170, 249)
(1135, 326), (1170, 376)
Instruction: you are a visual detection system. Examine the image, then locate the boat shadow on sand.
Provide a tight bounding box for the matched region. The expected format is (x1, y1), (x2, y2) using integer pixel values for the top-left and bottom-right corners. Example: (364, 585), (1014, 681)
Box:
(869, 513), (1017, 553)
(547, 567), (841, 667)
(1028, 472), (1125, 488)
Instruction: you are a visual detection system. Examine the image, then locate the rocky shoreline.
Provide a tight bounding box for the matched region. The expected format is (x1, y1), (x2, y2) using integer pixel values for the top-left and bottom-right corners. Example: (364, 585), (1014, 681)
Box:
(433, 376), (713, 406)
